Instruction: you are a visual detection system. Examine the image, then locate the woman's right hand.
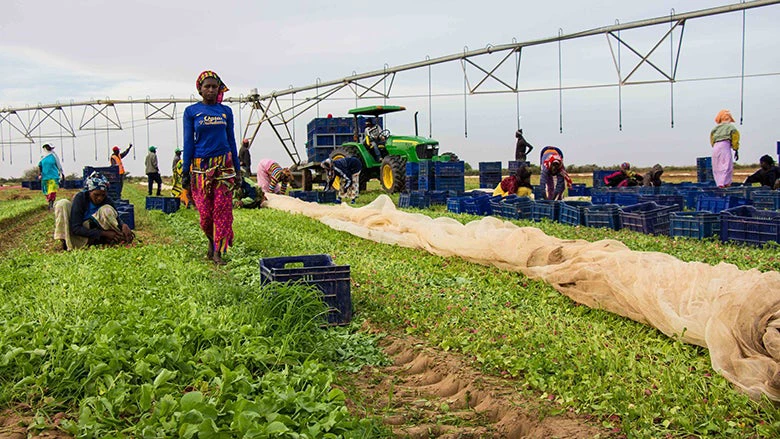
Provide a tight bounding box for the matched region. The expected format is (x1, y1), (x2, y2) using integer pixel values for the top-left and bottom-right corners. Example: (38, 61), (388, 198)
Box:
(101, 230), (120, 243)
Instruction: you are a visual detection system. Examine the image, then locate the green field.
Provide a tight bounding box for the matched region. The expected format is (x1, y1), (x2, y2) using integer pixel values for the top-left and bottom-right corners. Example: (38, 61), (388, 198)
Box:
(0, 182), (778, 438)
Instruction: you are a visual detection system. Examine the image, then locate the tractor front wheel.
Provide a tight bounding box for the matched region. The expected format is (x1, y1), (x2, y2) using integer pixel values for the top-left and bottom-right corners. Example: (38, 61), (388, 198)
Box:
(379, 156), (407, 194)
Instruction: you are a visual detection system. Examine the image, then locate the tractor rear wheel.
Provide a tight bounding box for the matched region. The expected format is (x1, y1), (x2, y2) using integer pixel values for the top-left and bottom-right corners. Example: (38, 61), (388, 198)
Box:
(329, 146), (368, 192)
(379, 155), (407, 193)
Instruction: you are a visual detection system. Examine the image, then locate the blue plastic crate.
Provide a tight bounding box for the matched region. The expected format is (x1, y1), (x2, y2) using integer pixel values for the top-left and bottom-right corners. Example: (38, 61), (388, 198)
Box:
(434, 176), (465, 192)
(259, 254), (352, 325)
(28, 180), (42, 191)
(658, 186), (678, 195)
(398, 193), (411, 208)
(434, 161), (465, 177)
(620, 202), (679, 235)
(428, 190), (449, 205)
(406, 162), (419, 177)
(145, 196), (180, 214)
(479, 176), (501, 189)
(533, 185), (545, 200)
(489, 197), (504, 217)
(568, 184), (590, 197)
(478, 161), (502, 173)
(559, 201), (593, 226)
(418, 160), (435, 178)
(697, 195), (752, 213)
(447, 196), (469, 214)
(462, 196), (492, 215)
(593, 170), (614, 188)
(21, 181), (31, 188)
(532, 200), (560, 222)
(670, 211), (719, 239)
(614, 193), (640, 206)
(584, 204), (622, 230)
(750, 190), (780, 210)
(83, 165), (120, 181)
(409, 191), (431, 209)
(638, 195), (685, 212)
(501, 197), (534, 220)
(116, 204), (135, 230)
(638, 186), (660, 195)
(590, 189), (613, 205)
(720, 206), (780, 246)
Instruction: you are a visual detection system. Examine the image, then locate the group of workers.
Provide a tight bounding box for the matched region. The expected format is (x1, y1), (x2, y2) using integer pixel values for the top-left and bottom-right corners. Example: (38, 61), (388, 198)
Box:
(41, 88), (779, 261)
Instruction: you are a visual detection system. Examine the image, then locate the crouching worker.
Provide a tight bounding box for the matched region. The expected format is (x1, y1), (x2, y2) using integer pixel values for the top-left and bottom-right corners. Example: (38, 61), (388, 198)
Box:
(494, 164), (533, 197)
(233, 170), (266, 209)
(643, 164), (664, 187)
(604, 162), (642, 187)
(53, 172), (134, 251)
(321, 157), (363, 203)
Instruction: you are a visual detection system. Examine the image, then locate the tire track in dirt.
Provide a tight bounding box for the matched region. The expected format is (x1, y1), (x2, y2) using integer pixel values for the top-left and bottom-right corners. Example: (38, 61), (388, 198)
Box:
(344, 324), (618, 438)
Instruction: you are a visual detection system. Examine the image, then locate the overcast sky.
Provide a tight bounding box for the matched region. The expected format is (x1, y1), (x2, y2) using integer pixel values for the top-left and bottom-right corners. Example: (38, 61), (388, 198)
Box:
(1, 0), (779, 178)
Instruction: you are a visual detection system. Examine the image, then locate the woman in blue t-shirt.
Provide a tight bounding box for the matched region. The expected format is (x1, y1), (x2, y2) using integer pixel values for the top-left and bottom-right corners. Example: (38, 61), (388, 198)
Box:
(182, 71), (239, 265)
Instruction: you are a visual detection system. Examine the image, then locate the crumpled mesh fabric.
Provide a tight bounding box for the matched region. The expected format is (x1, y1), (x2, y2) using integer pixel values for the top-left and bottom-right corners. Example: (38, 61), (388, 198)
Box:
(265, 194), (780, 401)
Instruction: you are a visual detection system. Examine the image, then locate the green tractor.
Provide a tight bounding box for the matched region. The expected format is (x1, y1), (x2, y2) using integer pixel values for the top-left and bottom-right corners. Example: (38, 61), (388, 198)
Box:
(328, 105), (458, 193)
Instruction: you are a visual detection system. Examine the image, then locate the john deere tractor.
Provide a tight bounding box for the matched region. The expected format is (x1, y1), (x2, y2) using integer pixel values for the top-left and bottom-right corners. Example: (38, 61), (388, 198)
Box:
(328, 105), (457, 193)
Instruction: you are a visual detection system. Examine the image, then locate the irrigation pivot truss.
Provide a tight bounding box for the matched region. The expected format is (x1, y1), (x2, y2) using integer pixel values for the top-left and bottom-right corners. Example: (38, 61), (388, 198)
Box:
(1, 0), (778, 166)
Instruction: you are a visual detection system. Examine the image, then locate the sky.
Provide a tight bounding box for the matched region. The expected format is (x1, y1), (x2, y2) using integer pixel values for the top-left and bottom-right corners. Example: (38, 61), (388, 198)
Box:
(1, 0), (779, 178)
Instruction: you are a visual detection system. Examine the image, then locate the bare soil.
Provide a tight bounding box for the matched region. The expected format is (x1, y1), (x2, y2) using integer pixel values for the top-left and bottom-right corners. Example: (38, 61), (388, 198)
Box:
(343, 323), (618, 438)
(0, 407), (71, 439)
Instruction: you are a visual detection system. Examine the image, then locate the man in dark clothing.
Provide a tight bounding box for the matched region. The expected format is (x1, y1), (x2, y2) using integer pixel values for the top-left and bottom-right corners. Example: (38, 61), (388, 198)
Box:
(145, 146), (162, 196)
(514, 129), (534, 162)
(643, 164), (664, 187)
(744, 155), (780, 189)
(238, 138), (252, 177)
(322, 157), (363, 203)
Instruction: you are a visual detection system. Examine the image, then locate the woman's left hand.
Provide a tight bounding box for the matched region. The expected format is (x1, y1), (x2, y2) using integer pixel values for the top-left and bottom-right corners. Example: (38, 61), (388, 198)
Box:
(121, 224), (134, 242)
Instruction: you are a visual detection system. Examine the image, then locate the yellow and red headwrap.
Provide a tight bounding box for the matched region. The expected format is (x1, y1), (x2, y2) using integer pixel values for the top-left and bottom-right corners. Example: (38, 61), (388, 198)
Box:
(196, 71), (229, 103)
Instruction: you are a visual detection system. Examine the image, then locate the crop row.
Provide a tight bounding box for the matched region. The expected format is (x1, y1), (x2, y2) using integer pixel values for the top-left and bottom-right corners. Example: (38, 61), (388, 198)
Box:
(0, 198), (45, 225)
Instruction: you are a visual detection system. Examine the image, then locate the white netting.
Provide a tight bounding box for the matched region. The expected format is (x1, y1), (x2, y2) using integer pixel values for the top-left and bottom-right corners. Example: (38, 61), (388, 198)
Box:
(265, 194), (780, 401)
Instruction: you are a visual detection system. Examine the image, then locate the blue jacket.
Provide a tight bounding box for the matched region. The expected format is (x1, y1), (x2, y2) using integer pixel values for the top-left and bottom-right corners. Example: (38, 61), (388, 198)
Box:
(182, 102), (239, 172)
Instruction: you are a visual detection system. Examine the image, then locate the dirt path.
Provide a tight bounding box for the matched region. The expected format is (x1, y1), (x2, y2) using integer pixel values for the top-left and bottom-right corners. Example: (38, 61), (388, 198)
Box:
(344, 323), (618, 438)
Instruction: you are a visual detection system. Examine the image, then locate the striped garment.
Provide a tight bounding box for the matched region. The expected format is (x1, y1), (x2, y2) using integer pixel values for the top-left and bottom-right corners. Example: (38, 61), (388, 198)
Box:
(266, 162), (288, 194)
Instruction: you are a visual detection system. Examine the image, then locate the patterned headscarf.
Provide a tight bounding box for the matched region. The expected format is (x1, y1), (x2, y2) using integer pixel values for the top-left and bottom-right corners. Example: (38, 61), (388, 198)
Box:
(85, 171), (109, 192)
(620, 162), (631, 171)
(543, 153), (573, 188)
(196, 70), (229, 103)
(715, 109), (735, 124)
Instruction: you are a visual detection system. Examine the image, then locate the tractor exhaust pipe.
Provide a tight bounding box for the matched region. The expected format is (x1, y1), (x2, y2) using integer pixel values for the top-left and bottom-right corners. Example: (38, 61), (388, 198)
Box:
(414, 111), (419, 136)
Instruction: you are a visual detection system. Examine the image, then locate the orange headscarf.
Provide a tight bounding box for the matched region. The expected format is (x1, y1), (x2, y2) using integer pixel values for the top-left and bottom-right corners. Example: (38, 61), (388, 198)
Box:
(715, 109), (735, 124)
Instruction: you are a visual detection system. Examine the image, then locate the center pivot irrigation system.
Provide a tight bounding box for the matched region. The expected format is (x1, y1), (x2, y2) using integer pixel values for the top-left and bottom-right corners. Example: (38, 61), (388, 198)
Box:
(1, 0), (778, 168)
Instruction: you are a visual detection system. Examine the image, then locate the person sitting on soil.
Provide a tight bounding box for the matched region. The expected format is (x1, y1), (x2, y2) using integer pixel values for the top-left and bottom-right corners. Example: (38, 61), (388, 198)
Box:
(321, 157), (363, 204)
(493, 164), (533, 197)
(743, 155), (780, 189)
(604, 162), (642, 188)
(256, 159), (292, 195)
(233, 170), (266, 209)
(53, 172), (134, 251)
(642, 164), (664, 187)
(364, 119), (385, 161)
(539, 147), (572, 200)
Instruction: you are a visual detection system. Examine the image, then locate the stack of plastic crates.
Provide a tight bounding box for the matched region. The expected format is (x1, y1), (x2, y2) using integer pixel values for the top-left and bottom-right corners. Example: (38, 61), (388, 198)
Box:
(145, 196), (180, 214)
(83, 166), (121, 200)
(532, 200), (560, 222)
(620, 201), (679, 235)
(405, 162), (419, 192)
(434, 161), (465, 192)
(696, 157), (714, 183)
(418, 160), (435, 191)
(670, 211), (719, 239)
(259, 254), (352, 325)
(428, 190), (449, 205)
(696, 195), (752, 213)
(720, 206), (780, 246)
(462, 194), (492, 215)
(750, 190), (780, 210)
(559, 201), (593, 226)
(501, 196), (534, 220)
(590, 188), (613, 205)
(478, 162), (502, 189)
(584, 204), (622, 230)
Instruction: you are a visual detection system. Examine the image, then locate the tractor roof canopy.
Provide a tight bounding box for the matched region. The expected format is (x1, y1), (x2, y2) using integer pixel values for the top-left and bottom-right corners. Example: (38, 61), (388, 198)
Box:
(348, 105), (406, 116)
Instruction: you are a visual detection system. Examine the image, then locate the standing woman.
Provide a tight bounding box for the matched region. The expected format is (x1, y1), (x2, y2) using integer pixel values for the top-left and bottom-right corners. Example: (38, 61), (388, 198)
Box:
(182, 71), (239, 265)
(38, 143), (65, 210)
(710, 109), (740, 187)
